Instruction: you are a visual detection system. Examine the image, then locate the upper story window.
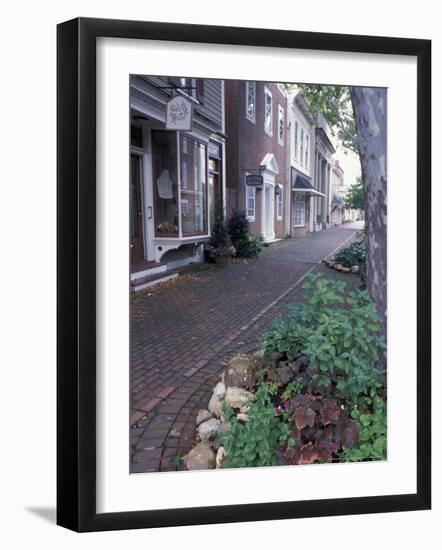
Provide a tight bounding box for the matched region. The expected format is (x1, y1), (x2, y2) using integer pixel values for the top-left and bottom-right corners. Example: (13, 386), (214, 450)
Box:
(246, 81), (256, 123)
(278, 105), (285, 146)
(170, 77), (204, 102)
(305, 134), (309, 168)
(300, 128), (304, 165)
(294, 121), (299, 160)
(264, 88), (273, 136)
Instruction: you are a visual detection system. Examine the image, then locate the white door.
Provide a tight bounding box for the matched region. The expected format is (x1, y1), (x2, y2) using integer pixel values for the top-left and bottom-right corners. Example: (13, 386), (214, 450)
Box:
(263, 183), (275, 241)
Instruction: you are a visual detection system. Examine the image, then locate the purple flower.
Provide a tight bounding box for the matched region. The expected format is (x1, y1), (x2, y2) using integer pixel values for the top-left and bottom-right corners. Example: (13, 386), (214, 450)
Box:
(275, 405), (282, 414)
(283, 402), (289, 410)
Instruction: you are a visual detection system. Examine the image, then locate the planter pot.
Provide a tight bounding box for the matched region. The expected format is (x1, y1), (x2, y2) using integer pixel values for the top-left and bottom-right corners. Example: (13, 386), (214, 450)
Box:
(204, 249), (215, 264)
(215, 256), (230, 268)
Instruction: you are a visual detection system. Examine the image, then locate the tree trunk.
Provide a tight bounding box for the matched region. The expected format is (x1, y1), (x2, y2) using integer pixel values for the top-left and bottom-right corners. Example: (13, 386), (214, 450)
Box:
(349, 88), (387, 357)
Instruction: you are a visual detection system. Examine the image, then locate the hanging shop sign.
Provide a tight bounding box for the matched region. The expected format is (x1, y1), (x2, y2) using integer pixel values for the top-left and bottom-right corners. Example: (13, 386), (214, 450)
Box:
(166, 96), (193, 131)
(245, 174), (264, 187)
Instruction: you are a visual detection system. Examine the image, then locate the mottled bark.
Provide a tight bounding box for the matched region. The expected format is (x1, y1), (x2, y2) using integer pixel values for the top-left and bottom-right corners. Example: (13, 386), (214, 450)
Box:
(349, 88), (387, 357)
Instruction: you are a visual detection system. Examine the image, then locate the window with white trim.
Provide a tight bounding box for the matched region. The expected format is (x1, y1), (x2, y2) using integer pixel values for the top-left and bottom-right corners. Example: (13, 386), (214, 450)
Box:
(246, 81), (256, 123)
(264, 88), (273, 136)
(300, 128), (304, 166)
(305, 134), (309, 168)
(294, 121), (298, 160)
(278, 105), (284, 145)
(277, 185), (283, 219)
(246, 184), (256, 219)
(294, 194), (305, 226)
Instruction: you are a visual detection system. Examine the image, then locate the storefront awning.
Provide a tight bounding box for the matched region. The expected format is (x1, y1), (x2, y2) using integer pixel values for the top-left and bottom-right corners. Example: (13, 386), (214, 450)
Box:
(291, 173), (325, 197)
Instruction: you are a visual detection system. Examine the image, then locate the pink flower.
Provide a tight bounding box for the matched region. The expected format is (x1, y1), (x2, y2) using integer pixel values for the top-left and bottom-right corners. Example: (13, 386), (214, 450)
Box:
(283, 403), (289, 410)
(275, 406), (282, 414)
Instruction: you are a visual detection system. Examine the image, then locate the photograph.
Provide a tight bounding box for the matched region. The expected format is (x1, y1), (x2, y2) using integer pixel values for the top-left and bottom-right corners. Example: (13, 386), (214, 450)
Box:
(129, 76), (387, 474)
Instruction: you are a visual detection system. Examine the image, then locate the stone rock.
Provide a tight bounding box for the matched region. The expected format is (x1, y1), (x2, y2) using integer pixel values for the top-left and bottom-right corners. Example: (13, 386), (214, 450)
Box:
(334, 264), (343, 271)
(239, 404), (251, 414)
(253, 349), (265, 360)
(216, 446), (227, 469)
(225, 369), (244, 388)
(198, 418), (221, 441)
(237, 413), (249, 422)
(208, 382), (226, 417)
(185, 443), (216, 470)
(196, 409), (213, 426)
(351, 265), (360, 273)
(224, 386), (254, 409)
(341, 266), (351, 273)
(229, 354), (250, 372)
(169, 429), (181, 438)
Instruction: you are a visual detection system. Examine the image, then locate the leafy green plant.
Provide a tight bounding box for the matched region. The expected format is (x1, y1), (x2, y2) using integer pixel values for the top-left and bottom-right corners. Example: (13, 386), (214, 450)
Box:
(286, 274), (385, 401)
(341, 394), (387, 461)
(236, 234), (262, 258)
(260, 317), (308, 361)
(170, 453), (183, 471)
(227, 210), (262, 258)
(227, 209), (250, 244)
(334, 240), (365, 267)
(208, 219), (235, 257)
(281, 379), (305, 402)
(219, 383), (290, 468)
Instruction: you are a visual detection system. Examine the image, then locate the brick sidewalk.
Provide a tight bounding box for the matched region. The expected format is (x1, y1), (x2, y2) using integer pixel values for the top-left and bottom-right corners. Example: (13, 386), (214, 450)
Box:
(130, 222), (363, 472)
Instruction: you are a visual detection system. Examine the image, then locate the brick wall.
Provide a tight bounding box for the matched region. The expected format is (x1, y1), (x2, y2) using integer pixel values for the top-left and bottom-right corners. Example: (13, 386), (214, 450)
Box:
(225, 80), (289, 240)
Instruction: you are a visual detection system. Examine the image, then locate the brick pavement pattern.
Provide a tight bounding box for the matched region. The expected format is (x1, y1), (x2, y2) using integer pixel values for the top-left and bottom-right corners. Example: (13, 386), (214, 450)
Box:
(130, 223), (363, 472)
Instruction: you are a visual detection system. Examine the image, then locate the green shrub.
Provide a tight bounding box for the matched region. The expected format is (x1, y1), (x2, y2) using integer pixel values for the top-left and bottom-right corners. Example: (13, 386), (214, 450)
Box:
(227, 210), (262, 258)
(236, 234), (262, 258)
(260, 317), (308, 361)
(208, 219), (235, 257)
(261, 273), (385, 402)
(227, 209), (249, 243)
(218, 383), (290, 468)
(334, 240), (365, 267)
(340, 393), (387, 461)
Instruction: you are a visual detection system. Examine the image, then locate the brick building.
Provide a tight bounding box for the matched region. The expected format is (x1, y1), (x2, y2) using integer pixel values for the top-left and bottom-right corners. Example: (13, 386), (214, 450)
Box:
(225, 81), (289, 242)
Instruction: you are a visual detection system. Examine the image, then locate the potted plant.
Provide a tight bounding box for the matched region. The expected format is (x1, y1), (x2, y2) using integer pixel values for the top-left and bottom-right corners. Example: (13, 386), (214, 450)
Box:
(227, 209), (262, 259)
(208, 219), (235, 267)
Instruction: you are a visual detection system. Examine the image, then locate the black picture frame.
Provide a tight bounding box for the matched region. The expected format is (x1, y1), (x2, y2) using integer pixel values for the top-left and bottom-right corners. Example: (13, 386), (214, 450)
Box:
(57, 17), (431, 532)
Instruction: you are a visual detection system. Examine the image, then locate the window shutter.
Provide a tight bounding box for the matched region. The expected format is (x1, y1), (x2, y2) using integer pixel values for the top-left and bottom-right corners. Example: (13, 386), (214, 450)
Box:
(196, 79), (205, 103)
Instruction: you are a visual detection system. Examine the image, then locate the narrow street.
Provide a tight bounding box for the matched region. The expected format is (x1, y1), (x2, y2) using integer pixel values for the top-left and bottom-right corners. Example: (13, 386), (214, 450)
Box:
(130, 222), (364, 472)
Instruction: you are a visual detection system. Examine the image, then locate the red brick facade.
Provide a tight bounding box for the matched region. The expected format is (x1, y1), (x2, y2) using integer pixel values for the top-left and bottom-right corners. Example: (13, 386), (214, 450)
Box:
(225, 81), (289, 240)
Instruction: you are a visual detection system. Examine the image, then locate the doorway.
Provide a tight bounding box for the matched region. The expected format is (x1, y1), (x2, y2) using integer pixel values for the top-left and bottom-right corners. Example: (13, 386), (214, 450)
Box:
(130, 153), (145, 264)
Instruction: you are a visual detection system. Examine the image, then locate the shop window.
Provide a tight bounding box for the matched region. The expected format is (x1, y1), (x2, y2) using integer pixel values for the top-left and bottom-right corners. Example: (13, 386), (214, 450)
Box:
(152, 132), (179, 236)
(294, 194), (305, 226)
(180, 135), (207, 235)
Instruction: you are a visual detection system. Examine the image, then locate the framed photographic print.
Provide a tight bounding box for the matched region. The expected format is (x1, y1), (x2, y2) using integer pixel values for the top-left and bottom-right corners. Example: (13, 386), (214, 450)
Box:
(57, 17), (431, 532)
